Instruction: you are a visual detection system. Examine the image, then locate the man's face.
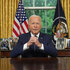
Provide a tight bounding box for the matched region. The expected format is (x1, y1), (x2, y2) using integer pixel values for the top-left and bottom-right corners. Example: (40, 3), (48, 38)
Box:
(29, 16), (42, 35)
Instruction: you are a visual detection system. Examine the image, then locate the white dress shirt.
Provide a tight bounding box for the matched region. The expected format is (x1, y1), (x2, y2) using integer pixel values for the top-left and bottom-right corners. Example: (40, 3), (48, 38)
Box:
(23, 32), (44, 50)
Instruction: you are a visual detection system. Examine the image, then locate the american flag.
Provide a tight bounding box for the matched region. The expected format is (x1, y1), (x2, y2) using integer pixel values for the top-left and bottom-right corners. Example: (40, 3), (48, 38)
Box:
(12, 0), (29, 37)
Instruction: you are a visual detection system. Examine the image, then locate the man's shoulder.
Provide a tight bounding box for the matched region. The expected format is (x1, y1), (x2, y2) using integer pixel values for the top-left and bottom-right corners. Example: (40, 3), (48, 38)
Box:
(40, 32), (51, 37)
(19, 32), (30, 37)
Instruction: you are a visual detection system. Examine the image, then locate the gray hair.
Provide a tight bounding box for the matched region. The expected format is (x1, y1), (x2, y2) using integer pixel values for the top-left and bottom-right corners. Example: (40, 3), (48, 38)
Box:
(29, 15), (41, 22)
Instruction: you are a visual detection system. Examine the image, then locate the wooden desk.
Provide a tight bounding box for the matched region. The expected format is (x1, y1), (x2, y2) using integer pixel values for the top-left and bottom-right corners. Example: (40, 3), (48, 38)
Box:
(0, 50), (11, 57)
(58, 49), (70, 57)
(0, 49), (70, 57)
(0, 57), (70, 70)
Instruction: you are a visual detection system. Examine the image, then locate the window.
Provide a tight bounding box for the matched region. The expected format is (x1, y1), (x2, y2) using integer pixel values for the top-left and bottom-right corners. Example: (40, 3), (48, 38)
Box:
(23, 0), (57, 35)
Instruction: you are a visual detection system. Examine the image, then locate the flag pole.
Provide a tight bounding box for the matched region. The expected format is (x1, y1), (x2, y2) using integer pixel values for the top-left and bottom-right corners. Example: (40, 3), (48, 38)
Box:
(57, 0), (61, 26)
(19, 0), (23, 35)
(57, 0), (63, 37)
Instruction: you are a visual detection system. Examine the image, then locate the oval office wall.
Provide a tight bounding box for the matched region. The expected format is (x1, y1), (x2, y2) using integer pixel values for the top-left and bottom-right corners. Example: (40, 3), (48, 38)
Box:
(0, 0), (70, 38)
(0, 0), (70, 58)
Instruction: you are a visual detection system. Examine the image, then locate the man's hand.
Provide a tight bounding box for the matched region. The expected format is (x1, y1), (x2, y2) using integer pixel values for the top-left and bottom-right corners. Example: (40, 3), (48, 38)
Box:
(27, 37), (42, 48)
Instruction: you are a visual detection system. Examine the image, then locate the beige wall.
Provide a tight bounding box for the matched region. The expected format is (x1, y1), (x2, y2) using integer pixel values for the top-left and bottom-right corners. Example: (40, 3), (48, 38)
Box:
(0, 0), (70, 38)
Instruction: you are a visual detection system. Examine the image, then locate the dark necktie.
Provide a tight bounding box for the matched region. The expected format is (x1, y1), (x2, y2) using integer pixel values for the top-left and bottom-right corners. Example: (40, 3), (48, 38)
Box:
(35, 35), (37, 37)
(34, 35), (37, 56)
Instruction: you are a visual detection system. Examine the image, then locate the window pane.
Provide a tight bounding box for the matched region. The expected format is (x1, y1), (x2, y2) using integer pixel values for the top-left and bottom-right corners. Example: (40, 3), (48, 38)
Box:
(25, 9), (55, 34)
(23, 0), (57, 35)
(23, 0), (33, 7)
(35, 0), (45, 7)
(25, 9), (45, 27)
(41, 28), (45, 33)
(46, 10), (55, 34)
(47, 0), (57, 6)
(25, 10), (34, 19)
(34, 10), (45, 27)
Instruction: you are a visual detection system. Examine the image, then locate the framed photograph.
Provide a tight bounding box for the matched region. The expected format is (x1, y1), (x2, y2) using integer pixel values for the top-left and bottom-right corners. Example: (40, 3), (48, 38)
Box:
(0, 38), (19, 50)
(8, 37), (19, 50)
(66, 38), (70, 48)
(56, 38), (67, 50)
(0, 38), (9, 50)
(0, 39), (3, 49)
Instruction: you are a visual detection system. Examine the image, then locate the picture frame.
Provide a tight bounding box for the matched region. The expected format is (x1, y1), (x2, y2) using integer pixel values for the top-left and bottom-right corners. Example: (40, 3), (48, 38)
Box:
(0, 37), (19, 50)
(0, 38), (9, 50)
(66, 38), (70, 48)
(8, 37), (19, 50)
(56, 38), (67, 50)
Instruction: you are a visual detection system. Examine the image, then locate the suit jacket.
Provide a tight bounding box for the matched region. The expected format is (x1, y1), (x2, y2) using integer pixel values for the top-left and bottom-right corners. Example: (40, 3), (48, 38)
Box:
(10, 32), (57, 57)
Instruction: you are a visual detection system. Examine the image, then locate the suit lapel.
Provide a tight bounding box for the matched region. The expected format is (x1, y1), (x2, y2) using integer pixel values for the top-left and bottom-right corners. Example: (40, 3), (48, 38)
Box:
(25, 32), (31, 42)
(38, 32), (44, 43)
(28, 31), (31, 37)
(27, 32), (44, 43)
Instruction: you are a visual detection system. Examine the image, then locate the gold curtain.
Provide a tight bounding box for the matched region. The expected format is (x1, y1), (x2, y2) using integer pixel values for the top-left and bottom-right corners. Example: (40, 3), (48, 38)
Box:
(0, 0), (70, 38)
(61, 0), (70, 38)
(0, 0), (19, 38)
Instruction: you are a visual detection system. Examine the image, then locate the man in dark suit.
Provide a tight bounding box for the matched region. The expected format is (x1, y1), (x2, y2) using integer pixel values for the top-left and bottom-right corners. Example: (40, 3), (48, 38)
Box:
(10, 15), (57, 57)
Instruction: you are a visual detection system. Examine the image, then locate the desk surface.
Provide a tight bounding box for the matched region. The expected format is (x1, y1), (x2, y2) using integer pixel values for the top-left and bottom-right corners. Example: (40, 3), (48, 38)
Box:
(0, 57), (70, 70)
(1, 49), (70, 57)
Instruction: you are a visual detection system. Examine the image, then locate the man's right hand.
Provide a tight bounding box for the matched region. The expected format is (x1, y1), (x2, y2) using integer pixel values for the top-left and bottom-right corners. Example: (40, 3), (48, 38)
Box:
(27, 36), (37, 47)
(27, 36), (42, 49)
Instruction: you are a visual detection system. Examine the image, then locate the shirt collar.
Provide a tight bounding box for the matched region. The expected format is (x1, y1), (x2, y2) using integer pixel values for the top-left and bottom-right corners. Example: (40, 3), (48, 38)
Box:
(31, 32), (40, 38)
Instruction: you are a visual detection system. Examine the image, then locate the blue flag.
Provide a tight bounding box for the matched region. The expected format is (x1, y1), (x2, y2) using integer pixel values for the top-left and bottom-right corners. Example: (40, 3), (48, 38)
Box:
(52, 0), (68, 44)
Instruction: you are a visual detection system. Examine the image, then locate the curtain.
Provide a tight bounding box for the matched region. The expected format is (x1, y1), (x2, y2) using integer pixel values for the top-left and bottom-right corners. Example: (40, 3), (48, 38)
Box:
(0, 0), (19, 38)
(61, 0), (70, 38)
(0, 0), (70, 38)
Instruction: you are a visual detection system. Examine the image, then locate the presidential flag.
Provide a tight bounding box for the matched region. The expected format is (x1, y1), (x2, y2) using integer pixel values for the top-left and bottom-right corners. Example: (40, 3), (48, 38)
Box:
(52, 0), (68, 44)
(12, 0), (29, 37)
